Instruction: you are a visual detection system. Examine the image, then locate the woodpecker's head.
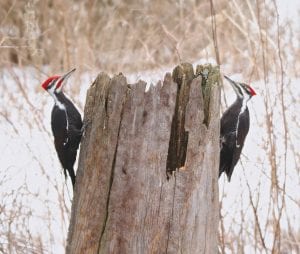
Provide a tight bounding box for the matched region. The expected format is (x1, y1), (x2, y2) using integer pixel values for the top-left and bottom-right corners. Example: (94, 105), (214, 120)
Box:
(224, 75), (256, 100)
(41, 68), (76, 96)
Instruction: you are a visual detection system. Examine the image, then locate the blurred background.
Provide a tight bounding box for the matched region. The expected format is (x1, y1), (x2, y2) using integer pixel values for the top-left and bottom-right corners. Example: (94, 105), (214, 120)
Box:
(0, 0), (299, 253)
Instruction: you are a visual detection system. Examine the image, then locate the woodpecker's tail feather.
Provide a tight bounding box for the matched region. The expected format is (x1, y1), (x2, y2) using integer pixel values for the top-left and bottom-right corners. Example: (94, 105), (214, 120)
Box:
(67, 168), (76, 189)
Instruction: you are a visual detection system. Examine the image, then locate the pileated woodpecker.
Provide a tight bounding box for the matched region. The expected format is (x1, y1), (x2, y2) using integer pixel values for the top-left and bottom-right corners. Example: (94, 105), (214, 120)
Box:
(41, 68), (82, 188)
(219, 76), (256, 181)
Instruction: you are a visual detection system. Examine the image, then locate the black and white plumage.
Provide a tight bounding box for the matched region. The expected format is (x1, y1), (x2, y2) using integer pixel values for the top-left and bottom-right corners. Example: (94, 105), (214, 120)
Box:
(219, 75), (256, 181)
(42, 69), (82, 188)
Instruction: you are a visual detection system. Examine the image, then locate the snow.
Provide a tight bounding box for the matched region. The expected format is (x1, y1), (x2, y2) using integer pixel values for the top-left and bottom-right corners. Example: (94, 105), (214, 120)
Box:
(277, 0), (300, 22)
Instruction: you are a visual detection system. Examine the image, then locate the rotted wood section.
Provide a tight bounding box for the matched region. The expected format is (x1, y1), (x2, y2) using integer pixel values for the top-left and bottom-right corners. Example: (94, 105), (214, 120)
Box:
(67, 63), (220, 254)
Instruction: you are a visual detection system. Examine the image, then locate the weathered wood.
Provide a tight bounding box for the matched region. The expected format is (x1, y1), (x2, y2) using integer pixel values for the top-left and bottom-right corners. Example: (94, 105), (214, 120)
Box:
(67, 64), (220, 254)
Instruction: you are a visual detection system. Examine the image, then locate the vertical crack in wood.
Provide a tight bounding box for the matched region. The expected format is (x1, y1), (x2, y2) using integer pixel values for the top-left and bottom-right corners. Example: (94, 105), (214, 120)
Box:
(166, 175), (177, 253)
(166, 63), (194, 178)
(157, 182), (164, 223)
(203, 208), (208, 253)
(98, 85), (130, 251)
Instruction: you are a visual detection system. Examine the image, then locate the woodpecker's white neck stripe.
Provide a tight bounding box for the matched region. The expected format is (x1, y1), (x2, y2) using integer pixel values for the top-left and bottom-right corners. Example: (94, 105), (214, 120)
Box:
(240, 98), (247, 114)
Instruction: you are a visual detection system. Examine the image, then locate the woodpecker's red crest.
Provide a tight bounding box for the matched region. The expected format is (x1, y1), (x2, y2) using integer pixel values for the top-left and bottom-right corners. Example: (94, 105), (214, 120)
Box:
(41, 76), (60, 90)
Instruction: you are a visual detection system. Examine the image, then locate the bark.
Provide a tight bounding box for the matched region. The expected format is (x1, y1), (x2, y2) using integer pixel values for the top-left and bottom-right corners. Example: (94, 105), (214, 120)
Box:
(67, 63), (220, 254)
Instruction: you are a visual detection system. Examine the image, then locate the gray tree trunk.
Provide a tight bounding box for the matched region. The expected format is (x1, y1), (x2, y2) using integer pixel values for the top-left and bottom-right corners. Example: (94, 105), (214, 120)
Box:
(66, 63), (220, 254)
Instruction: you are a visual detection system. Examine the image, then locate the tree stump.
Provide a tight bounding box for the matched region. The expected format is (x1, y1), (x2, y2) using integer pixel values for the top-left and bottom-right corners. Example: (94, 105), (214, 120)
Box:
(67, 63), (220, 254)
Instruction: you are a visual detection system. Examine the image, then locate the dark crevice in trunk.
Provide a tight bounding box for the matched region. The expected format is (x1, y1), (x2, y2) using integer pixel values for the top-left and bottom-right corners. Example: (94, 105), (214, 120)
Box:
(166, 175), (177, 253)
(166, 63), (194, 179)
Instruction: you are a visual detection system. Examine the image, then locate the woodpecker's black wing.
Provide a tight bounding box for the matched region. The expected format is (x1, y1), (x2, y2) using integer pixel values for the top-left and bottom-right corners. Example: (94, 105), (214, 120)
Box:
(51, 105), (69, 177)
(235, 107), (250, 148)
(64, 97), (83, 133)
(51, 101), (82, 188)
(64, 96), (83, 187)
(219, 105), (250, 181)
(220, 99), (242, 136)
(65, 105), (82, 186)
(227, 108), (249, 180)
(64, 97), (83, 168)
(219, 131), (238, 180)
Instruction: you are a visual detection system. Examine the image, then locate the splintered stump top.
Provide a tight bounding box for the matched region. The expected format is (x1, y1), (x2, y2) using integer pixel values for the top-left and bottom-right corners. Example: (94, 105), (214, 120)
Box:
(67, 63), (220, 254)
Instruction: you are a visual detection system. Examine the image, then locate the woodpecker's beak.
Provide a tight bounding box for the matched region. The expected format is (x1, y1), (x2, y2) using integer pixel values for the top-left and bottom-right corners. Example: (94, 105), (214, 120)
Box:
(55, 68), (76, 92)
(224, 75), (240, 95)
(224, 75), (236, 86)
